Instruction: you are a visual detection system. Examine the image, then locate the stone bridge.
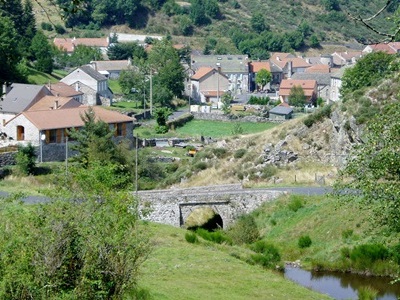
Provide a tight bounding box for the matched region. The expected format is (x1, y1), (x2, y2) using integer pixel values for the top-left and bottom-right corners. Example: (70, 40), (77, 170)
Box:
(137, 184), (284, 229)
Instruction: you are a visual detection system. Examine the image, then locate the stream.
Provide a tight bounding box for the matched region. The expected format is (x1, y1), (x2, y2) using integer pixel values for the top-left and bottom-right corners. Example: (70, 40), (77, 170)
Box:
(284, 267), (400, 299)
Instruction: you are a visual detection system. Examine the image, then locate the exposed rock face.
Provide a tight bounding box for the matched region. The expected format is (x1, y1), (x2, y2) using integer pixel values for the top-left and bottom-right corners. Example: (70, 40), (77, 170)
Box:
(263, 142), (298, 165)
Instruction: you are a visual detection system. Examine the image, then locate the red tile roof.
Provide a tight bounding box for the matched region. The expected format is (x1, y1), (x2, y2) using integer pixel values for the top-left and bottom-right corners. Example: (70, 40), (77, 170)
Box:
(53, 37), (109, 52)
(279, 79), (317, 96)
(46, 82), (83, 97)
(201, 91), (226, 97)
(249, 61), (271, 72)
(22, 106), (133, 130)
(27, 96), (82, 111)
(191, 67), (214, 80)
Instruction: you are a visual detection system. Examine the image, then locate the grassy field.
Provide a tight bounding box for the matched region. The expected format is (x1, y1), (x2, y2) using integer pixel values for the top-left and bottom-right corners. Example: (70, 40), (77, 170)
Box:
(139, 222), (332, 300)
(136, 120), (278, 139)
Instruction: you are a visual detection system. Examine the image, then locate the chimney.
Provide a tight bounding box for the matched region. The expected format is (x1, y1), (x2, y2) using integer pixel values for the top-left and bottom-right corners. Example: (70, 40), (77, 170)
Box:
(276, 56), (281, 61)
(54, 99), (59, 110)
(75, 82), (80, 91)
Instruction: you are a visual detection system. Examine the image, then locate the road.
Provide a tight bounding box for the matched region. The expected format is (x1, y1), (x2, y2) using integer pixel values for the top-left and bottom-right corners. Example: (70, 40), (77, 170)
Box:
(0, 186), (332, 205)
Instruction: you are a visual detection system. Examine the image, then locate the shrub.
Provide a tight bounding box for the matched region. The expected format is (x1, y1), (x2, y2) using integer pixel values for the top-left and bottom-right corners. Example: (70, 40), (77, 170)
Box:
(261, 165), (277, 179)
(185, 231), (198, 244)
(192, 161), (208, 171)
(390, 243), (400, 264)
(350, 244), (389, 264)
(54, 24), (66, 34)
(298, 235), (312, 248)
(303, 104), (332, 127)
(250, 241), (281, 262)
(155, 125), (168, 134)
(212, 148), (228, 158)
(227, 214), (259, 245)
(288, 196), (303, 212)
(341, 247), (351, 259)
(16, 143), (36, 175)
(231, 123), (244, 135)
(234, 148), (247, 159)
(195, 229), (231, 244)
(41, 22), (53, 31)
(342, 229), (353, 240)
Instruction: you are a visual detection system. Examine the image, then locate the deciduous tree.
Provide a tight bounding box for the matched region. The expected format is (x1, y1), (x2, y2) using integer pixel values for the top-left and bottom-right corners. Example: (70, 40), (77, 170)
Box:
(255, 68), (272, 91)
(288, 85), (306, 107)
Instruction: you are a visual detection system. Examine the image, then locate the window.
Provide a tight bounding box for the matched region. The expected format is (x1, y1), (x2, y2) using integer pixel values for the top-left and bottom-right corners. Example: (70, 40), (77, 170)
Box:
(114, 123), (126, 137)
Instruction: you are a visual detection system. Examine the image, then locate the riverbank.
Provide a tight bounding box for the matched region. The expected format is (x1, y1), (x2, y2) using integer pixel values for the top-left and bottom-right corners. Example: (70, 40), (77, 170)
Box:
(252, 193), (400, 277)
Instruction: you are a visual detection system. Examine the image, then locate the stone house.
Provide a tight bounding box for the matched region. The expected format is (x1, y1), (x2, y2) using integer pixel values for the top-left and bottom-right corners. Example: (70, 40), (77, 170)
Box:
(362, 42), (400, 55)
(329, 66), (349, 103)
(88, 59), (132, 79)
(291, 73), (331, 101)
(61, 65), (113, 106)
(278, 79), (317, 104)
(1, 83), (52, 132)
(190, 66), (230, 108)
(3, 104), (134, 161)
(46, 82), (83, 103)
(248, 61), (275, 92)
(191, 54), (249, 94)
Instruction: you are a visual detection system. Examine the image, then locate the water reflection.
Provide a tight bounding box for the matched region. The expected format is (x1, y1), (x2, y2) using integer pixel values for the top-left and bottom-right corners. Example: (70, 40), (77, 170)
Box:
(284, 267), (400, 300)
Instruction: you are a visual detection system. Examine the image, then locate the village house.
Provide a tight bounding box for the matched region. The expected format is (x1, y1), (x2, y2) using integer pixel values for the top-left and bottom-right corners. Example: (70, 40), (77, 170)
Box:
(53, 37), (110, 55)
(190, 66), (230, 108)
(88, 59), (132, 79)
(46, 82), (83, 103)
(278, 79), (317, 104)
(329, 66), (349, 103)
(61, 65), (114, 106)
(331, 51), (363, 67)
(269, 104), (293, 120)
(291, 72), (331, 101)
(191, 54), (249, 94)
(0, 83), (52, 131)
(362, 42), (400, 54)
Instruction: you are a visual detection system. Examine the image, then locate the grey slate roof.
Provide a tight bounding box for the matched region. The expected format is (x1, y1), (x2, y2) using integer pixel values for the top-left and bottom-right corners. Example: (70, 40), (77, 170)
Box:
(291, 72), (331, 85)
(269, 106), (293, 115)
(2, 84), (50, 114)
(79, 65), (107, 81)
(191, 54), (249, 73)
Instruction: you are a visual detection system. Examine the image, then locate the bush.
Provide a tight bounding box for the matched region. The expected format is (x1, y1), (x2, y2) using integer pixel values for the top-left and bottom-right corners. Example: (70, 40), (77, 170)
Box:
(234, 148), (247, 159)
(212, 148), (228, 158)
(231, 122), (244, 135)
(16, 143), (36, 175)
(303, 104), (332, 127)
(250, 241), (281, 262)
(192, 161), (208, 171)
(342, 229), (353, 240)
(298, 235), (312, 248)
(41, 22), (53, 31)
(390, 243), (400, 264)
(288, 196), (303, 212)
(195, 228), (231, 244)
(350, 243), (389, 264)
(261, 165), (277, 179)
(226, 214), (259, 245)
(185, 231), (198, 244)
(54, 24), (66, 34)
(155, 125), (168, 134)
(247, 96), (270, 105)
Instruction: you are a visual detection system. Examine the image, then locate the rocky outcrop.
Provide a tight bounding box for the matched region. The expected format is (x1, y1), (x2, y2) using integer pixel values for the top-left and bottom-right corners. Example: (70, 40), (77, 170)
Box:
(262, 141), (298, 165)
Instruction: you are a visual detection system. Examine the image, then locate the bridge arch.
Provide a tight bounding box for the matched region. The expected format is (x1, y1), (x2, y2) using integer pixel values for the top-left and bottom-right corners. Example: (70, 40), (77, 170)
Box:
(179, 202), (232, 229)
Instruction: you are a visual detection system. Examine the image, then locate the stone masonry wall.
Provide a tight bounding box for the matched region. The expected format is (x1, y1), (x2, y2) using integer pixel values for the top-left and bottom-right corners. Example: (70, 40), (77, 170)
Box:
(0, 151), (16, 167)
(137, 185), (283, 228)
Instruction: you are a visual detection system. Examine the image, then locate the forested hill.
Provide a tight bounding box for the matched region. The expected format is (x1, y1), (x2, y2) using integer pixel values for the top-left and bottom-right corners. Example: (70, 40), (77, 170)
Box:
(34, 0), (398, 55)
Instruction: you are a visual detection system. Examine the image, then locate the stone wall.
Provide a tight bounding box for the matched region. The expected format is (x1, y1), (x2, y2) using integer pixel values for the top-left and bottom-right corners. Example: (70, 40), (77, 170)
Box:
(0, 151), (16, 167)
(137, 185), (283, 228)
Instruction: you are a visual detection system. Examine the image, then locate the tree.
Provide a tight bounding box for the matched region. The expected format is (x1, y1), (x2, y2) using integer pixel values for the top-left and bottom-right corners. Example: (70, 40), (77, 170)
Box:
(341, 52), (395, 96)
(15, 143), (36, 175)
(190, 0), (210, 26)
(68, 44), (102, 67)
(107, 41), (147, 60)
(322, 0), (340, 11)
(221, 92), (233, 115)
(154, 107), (172, 133)
(335, 101), (400, 232)
(288, 85), (307, 107)
(68, 107), (119, 168)
(30, 30), (53, 73)
(255, 68), (272, 91)
(251, 12), (268, 33)
(309, 34), (320, 48)
(148, 39), (185, 99)
(204, 0), (221, 19)
(0, 15), (23, 87)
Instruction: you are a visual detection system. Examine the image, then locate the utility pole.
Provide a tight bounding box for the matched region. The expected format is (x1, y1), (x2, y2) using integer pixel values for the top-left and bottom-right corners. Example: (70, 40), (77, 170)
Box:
(150, 69), (153, 116)
(216, 62), (221, 108)
(135, 133), (138, 196)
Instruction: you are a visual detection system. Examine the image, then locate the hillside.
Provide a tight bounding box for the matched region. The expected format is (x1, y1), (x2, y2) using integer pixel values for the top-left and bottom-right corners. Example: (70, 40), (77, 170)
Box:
(33, 0), (397, 54)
